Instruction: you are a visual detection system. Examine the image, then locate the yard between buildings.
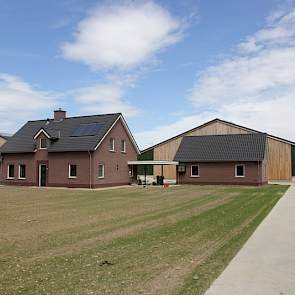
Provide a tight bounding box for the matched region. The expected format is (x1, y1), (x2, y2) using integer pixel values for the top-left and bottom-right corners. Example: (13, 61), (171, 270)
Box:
(0, 184), (288, 295)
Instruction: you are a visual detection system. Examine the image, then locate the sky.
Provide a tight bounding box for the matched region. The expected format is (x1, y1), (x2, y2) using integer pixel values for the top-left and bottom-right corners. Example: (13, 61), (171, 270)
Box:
(1, 0), (295, 149)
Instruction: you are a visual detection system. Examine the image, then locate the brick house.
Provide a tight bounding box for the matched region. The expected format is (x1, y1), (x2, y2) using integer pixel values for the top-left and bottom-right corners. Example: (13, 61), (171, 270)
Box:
(0, 110), (139, 188)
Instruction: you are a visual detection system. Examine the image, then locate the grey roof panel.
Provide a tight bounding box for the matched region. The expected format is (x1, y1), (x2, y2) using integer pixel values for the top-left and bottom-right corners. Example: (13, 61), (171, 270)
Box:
(0, 113), (120, 153)
(174, 133), (267, 162)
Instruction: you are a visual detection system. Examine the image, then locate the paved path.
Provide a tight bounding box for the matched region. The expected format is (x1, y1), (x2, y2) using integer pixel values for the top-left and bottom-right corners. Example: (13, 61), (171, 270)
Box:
(205, 185), (295, 295)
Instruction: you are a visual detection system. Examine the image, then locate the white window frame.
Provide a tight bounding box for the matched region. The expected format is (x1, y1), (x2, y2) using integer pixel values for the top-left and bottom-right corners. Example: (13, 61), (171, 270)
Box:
(68, 164), (77, 179)
(190, 165), (200, 177)
(39, 138), (47, 150)
(121, 139), (126, 153)
(7, 164), (15, 179)
(98, 164), (105, 179)
(235, 164), (245, 178)
(18, 164), (26, 180)
(109, 138), (115, 152)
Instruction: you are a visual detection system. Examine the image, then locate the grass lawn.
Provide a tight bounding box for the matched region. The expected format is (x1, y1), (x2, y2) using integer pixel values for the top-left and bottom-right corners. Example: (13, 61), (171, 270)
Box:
(0, 184), (288, 295)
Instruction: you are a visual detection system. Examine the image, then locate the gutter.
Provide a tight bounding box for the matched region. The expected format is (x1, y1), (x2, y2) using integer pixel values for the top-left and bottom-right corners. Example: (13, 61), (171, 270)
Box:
(0, 152), (3, 183)
(257, 161), (262, 186)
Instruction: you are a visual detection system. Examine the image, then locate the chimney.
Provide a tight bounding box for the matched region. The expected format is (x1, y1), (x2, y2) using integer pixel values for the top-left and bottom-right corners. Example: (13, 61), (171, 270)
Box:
(54, 108), (66, 121)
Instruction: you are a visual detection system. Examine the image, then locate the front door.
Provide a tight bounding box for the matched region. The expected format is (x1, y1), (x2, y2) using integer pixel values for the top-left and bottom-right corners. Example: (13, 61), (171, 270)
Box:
(39, 164), (47, 187)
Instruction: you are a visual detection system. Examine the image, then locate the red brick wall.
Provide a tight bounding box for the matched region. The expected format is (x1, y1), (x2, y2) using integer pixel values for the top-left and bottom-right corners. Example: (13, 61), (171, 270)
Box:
(178, 162), (266, 186)
(48, 152), (91, 188)
(92, 118), (138, 187)
(0, 153), (36, 186)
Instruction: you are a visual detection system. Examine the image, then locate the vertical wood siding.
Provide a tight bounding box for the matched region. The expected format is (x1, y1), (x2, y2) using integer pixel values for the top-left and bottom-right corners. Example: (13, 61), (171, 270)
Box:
(0, 137), (6, 147)
(267, 138), (292, 180)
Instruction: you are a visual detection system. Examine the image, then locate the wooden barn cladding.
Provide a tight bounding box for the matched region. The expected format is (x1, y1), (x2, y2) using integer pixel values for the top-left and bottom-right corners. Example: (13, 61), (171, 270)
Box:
(292, 145), (295, 176)
(0, 134), (9, 147)
(141, 118), (295, 182)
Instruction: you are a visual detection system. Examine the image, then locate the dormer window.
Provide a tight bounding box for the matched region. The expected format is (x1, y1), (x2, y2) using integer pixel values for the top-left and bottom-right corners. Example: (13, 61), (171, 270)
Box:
(109, 138), (115, 152)
(40, 138), (47, 149)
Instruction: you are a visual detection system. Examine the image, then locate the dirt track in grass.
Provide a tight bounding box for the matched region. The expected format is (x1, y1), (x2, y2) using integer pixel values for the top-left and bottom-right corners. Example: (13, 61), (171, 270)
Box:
(0, 184), (288, 294)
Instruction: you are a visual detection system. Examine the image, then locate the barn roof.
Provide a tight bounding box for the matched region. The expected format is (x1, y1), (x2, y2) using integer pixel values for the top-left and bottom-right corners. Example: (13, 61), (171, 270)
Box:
(142, 118), (295, 153)
(174, 133), (267, 162)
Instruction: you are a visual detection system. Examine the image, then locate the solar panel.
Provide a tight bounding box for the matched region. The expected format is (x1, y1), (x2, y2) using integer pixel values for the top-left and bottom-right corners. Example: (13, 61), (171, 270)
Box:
(71, 123), (102, 137)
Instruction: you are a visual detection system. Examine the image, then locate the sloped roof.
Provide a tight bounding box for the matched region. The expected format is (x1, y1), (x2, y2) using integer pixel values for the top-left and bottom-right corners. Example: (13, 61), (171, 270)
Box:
(142, 118), (295, 153)
(0, 134), (10, 140)
(174, 133), (267, 162)
(0, 113), (123, 153)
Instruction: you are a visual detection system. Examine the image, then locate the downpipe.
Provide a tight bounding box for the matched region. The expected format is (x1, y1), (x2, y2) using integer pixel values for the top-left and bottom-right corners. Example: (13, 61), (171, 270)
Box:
(88, 150), (92, 189)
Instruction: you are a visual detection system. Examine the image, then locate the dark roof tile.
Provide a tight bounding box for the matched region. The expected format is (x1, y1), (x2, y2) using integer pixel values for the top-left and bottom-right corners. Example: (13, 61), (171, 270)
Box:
(0, 113), (120, 153)
(174, 133), (267, 162)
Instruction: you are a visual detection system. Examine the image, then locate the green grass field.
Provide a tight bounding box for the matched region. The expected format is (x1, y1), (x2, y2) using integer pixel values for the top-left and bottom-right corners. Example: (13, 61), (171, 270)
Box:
(0, 184), (288, 295)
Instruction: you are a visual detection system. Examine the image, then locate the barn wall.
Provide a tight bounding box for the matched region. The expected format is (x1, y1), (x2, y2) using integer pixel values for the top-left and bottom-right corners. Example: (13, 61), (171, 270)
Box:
(0, 137), (6, 147)
(292, 145), (295, 177)
(152, 121), (292, 181)
(267, 138), (292, 181)
(153, 137), (182, 179)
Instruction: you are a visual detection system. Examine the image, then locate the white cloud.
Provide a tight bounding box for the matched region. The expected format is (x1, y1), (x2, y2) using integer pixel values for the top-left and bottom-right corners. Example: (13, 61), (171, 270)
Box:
(189, 6), (295, 143)
(0, 73), (57, 132)
(63, 1), (185, 117)
(190, 47), (295, 105)
(239, 8), (295, 53)
(73, 83), (140, 117)
(136, 6), (295, 149)
(61, 1), (184, 70)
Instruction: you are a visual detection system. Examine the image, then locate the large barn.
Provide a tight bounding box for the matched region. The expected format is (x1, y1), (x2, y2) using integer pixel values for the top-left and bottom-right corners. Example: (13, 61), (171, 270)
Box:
(140, 118), (295, 184)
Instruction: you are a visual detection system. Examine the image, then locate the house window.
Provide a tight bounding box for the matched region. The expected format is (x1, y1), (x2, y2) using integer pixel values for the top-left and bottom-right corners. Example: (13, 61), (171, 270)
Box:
(98, 164), (105, 178)
(69, 164), (77, 178)
(190, 165), (200, 177)
(109, 138), (115, 151)
(121, 139), (126, 153)
(40, 138), (47, 149)
(7, 164), (15, 179)
(19, 164), (26, 179)
(235, 164), (245, 177)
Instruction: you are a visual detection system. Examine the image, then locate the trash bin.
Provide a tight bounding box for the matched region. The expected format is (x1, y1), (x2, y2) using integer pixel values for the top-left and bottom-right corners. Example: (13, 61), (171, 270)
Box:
(157, 175), (164, 185)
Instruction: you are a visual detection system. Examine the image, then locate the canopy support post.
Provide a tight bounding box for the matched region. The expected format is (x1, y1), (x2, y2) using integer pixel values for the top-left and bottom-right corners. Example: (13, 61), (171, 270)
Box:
(144, 164), (147, 187)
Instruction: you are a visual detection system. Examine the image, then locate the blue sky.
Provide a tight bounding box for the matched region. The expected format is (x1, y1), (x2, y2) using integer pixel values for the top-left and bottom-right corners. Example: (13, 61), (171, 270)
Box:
(1, 0), (295, 148)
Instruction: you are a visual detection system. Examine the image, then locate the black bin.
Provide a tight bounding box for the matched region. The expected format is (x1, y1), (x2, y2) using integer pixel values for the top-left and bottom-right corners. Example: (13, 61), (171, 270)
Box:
(156, 175), (164, 185)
